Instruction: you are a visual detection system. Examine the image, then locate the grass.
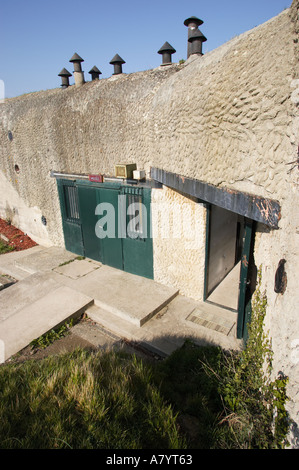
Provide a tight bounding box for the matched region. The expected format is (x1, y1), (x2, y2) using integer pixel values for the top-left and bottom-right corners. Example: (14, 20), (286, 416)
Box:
(0, 348), (185, 449)
(0, 338), (290, 449)
(58, 256), (85, 267)
(0, 238), (14, 254)
(0, 341), (239, 449)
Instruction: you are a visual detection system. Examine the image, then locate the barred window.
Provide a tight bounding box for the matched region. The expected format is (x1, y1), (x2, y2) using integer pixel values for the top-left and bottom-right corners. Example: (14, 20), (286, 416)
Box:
(64, 184), (80, 221)
(124, 188), (146, 240)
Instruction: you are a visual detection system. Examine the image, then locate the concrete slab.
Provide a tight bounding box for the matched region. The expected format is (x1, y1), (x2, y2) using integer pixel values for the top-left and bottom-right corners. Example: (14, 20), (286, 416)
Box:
(73, 264), (179, 326)
(53, 258), (101, 279)
(86, 293), (242, 358)
(0, 245), (44, 280)
(0, 285), (93, 361)
(0, 272), (61, 322)
(15, 246), (77, 274)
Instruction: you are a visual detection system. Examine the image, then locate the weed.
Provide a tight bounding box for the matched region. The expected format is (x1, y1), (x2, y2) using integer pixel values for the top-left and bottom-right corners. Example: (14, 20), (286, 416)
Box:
(30, 319), (74, 350)
(214, 268), (290, 448)
(58, 256), (85, 267)
(0, 239), (14, 254)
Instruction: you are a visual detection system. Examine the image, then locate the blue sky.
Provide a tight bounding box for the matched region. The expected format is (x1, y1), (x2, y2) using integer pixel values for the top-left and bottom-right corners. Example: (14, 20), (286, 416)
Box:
(1, 0), (292, 98)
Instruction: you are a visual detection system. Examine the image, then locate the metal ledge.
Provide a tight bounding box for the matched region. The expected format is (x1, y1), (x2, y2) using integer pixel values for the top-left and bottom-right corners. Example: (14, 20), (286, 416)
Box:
(150, 167), (281, 229)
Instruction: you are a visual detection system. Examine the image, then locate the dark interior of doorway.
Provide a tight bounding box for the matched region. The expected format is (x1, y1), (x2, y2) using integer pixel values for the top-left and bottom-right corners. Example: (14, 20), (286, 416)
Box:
(205, 205), (245, 312)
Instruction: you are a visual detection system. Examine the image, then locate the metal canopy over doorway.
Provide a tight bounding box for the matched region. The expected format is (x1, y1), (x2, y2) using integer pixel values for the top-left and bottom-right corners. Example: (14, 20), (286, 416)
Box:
(150, 167), (276, 340)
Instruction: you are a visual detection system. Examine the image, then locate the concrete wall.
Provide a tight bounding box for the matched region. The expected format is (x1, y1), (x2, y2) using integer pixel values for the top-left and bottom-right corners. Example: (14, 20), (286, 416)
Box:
(0, 1), (298, 445)
(152, 186), (206, 301)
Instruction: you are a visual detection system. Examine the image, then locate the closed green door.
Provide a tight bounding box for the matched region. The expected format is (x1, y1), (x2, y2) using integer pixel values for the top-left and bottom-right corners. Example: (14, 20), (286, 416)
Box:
(97, 187), (123, 270)
(121, 187), (153, 279)
(77, 185), (102, 262)
(76, 182), (123, 270)
(58, 180), (153, 279)
(57, 179), (84, 256)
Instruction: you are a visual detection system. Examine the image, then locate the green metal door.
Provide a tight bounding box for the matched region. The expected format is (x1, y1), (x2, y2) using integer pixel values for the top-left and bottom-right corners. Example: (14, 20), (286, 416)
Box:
(97, 187), (123, 270)
(121, 187), (153, 279)
(237, 218), (256, 340)
(57, 179), (153, 279)
(77, 184), (102, 262)
(76, 182), (123, 269)
(56, 179), (84, 256)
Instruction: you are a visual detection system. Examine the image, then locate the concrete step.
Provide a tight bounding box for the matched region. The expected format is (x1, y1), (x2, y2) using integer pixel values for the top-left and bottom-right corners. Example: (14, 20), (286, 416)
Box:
(86, 304), (173, 357)
(73, 264), (180, 327)
(0, 245), (45, 281)
(0, 284), (93, 362)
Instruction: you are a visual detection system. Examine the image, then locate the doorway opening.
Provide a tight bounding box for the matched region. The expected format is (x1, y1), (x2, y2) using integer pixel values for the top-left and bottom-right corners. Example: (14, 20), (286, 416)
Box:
(205, 205), (245, 312)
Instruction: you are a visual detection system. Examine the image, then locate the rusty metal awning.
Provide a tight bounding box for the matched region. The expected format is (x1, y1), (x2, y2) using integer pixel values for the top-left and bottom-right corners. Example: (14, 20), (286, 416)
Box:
(150, 167), (281, 229)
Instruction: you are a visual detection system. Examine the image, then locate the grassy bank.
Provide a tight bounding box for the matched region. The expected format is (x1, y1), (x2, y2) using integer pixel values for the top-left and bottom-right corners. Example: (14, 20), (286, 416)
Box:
(0, 340), (289, 449)
(0, 348), (185, 449)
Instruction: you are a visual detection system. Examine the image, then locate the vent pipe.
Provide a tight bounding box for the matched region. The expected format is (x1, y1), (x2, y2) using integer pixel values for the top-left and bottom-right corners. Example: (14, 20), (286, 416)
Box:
(188, 29), (207, 56)
(69, 52), (85, 86)
(157, 42), (176, 65)
(184, 16), (203, 58)
(89, 66), (102, 80)
(110, 54), (125, 75)
(58, 68), (72, 88)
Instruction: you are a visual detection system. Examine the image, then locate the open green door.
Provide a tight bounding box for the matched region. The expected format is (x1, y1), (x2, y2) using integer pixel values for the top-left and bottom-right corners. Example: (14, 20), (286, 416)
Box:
(237, 219), (256, 340)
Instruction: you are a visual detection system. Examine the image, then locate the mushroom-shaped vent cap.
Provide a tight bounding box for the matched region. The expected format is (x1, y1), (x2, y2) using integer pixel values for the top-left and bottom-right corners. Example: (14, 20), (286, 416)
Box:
(184, 16), (203, 27)
(158, 42), (176, 54)
(88, 66), (102, 74)
(109, 54), (126, 64)
(58, 68), (72, 77)
(188, 29), (207, 42)
(69, 53), (84, 62)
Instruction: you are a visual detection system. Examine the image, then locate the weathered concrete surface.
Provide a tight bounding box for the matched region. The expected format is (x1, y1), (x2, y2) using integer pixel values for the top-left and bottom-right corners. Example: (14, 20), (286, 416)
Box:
(0, 245), (44, 280)
(152, 186), (206, 301)
(0, 280), (93, 361)
(86, 294), (241, 358)
(53, 258), (101, 279)
(0, 246), (241, 363)
(15, 246), (77, 274)
(55, 263), (180, 327)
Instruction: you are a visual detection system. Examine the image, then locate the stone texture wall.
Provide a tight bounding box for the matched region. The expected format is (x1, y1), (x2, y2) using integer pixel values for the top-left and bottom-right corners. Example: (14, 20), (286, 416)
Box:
(151, 187), (207, 301)
(0, 1), (298, 445)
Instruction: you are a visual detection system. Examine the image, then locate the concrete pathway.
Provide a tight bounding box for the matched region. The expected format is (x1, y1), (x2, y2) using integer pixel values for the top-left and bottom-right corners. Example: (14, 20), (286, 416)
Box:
(0, 246), (243, 362)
